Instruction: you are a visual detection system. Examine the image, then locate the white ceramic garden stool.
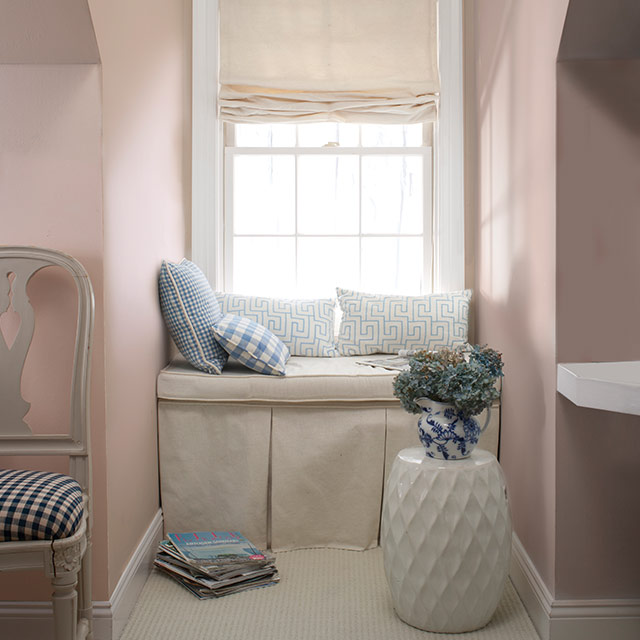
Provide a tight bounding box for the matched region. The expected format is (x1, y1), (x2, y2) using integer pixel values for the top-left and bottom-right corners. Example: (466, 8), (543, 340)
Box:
(381, 447), (511, 633)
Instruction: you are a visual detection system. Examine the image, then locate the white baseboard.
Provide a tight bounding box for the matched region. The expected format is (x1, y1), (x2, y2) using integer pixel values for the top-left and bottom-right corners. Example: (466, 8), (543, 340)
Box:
(510, 533), (640, 640)
(510, 532), (554, 639)
(98, 509), (164, 640)
(0, 509), (163, 640)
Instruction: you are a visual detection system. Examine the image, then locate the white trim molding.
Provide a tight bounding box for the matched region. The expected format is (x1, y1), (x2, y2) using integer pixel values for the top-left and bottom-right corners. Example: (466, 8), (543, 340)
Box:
(510, 531), (554, 638)
(192, 0), (223, 289)
(0, 510), (163, 640)
(434, 0), (465, 293)
(106, 509), (164, 640)
(510, 533), (640, 640)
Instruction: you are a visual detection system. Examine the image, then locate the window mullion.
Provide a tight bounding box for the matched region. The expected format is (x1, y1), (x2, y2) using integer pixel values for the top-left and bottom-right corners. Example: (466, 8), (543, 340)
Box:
(224, 149), (234, 292)
(358, 148), (363, 289)
(423, 147), (434, 294)
(294, 152), (299, 295)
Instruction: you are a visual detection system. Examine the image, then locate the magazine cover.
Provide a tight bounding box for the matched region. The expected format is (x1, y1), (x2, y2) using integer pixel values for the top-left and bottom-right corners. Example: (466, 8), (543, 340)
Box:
(167, 531), (267, 563)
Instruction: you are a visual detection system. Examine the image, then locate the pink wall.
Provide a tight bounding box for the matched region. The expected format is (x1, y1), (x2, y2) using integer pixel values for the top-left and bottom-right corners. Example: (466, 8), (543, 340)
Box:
(0, 62), (108, 601)
(473, 0), (640, 604)
(0, 0), (99, 63)
(87, 0), (190, 593)
(555, 60), (640, 598)
(471, 0), (568, 595)
(0, 0), (189, 604)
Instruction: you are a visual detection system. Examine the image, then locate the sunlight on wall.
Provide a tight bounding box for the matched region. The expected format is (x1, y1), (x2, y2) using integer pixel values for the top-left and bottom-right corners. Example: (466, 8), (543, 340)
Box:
(478, 36), (519, 306)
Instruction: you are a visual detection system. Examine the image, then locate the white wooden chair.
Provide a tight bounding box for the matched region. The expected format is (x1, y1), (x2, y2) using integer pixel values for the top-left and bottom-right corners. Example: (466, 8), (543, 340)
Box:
(0, 246), (94, 640)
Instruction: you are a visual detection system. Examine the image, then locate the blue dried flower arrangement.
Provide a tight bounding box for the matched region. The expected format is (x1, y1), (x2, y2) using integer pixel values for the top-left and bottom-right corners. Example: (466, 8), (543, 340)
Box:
(393, 344), (504, 419)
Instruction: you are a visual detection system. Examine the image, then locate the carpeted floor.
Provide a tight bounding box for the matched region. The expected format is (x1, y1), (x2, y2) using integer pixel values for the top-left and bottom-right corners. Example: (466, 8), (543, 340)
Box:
(121, 548), (540, 640)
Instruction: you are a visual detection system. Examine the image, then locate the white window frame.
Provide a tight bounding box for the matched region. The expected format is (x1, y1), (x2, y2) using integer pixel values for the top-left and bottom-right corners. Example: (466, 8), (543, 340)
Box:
(191, 0), (464, 293)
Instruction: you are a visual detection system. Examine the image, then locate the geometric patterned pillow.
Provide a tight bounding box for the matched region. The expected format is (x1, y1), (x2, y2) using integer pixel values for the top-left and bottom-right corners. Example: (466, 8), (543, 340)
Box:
(0, 469), (84, 541)
(212, 315), (290, 376)
(215, 293), (338, 357)
(158, 259), (228, 374)
(336, 287), (472, 356)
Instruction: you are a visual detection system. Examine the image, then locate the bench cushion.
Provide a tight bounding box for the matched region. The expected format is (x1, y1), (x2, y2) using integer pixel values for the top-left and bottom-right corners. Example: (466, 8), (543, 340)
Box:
(0, 469), (84, 542)
(157, 356), (400, 404)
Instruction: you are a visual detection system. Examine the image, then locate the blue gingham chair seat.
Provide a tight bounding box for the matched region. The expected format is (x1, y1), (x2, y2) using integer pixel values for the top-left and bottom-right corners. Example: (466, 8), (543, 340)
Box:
(0, 469), (84, 542)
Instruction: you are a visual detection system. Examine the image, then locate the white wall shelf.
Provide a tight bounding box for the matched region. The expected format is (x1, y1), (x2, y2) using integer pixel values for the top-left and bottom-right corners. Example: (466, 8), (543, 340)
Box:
(557, 361), (640, 416)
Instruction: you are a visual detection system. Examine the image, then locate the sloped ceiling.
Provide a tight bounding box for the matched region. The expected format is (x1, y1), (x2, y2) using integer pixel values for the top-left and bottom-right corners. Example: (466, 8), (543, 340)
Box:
(0, 0), (99, 64)
(559, 0), (640, 61)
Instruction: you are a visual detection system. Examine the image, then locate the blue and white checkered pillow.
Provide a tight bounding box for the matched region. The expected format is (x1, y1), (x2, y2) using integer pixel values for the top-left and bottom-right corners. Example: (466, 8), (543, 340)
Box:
(158, 259), (228, 374)
(215, 293), (337, 357)
(336, 288), (472, 355)
(0, 469), (84, 541)
(212, 315), (290, 376)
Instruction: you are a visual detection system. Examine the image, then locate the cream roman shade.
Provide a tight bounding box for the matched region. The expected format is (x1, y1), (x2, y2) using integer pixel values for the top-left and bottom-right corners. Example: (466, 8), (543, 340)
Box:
(219, 0), (439, 124)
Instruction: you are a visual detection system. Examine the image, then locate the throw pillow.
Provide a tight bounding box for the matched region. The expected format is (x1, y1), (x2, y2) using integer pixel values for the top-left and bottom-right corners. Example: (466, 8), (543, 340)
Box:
(215, 293), (338, 357)
(158, 259), (228, 374)
(212, 315), (290, 376)
(336, 287), (472, 355)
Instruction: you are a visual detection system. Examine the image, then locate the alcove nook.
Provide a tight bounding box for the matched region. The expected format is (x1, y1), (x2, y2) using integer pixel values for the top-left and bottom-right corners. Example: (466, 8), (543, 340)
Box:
(554, 0), (640, 605)
(0, 0), (107, 619)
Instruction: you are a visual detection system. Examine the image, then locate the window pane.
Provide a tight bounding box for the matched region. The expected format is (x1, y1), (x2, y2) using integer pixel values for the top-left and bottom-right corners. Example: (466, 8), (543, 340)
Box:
(227, 124), (431, 298)
(297, 237), (360, 298)
(234, 123), (296, 147)
(360, 124), (423, 147)
(298, 155), (359, 235)
(233, 155), (295, 234)
(233, 237), (296, 297)
(297, 123), (359, 147)
(361, 237), (424, 295)
(361, 156), (423, 235)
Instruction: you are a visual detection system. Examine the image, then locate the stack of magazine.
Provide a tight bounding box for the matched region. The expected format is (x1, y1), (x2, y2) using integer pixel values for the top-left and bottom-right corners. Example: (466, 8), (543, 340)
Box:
(154, 531), (279, 599)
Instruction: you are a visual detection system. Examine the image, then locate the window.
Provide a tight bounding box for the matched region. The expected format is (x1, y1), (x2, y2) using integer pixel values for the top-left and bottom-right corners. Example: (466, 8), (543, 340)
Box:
(224, 122), (432, 298)
(192, 0), (464, 295)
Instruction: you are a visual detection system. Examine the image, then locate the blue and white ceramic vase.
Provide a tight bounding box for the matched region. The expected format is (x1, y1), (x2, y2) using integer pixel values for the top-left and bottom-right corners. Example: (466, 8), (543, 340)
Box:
(416, 397), (491, 460)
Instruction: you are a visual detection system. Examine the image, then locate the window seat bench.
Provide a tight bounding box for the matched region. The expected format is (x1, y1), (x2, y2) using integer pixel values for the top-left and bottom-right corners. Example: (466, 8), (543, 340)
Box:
(157, 356), (500, 552)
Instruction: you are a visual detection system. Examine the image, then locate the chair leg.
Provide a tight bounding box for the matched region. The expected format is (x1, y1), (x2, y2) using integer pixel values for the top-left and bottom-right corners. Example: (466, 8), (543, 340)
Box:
(78, 536), (93, 639)
(51, 571), (79, 640)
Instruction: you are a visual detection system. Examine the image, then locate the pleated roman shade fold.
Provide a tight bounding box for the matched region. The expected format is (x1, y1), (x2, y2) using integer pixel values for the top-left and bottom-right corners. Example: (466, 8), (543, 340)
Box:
(219, 0), (439, 124)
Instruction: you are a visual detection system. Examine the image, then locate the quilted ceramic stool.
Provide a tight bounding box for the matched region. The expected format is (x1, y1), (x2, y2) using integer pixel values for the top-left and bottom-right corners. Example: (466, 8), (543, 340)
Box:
(381, 447), (511, 633)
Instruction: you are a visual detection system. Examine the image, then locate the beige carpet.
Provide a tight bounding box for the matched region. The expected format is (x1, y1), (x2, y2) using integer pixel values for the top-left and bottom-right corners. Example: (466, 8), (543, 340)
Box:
(121, 548), (540, 640)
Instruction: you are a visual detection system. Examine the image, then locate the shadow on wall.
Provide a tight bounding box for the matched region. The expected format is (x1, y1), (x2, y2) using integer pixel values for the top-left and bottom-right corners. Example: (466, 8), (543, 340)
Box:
(558, 0), (640, 62)
(559, 61), (640, 150)
(478, 252), (550, 458)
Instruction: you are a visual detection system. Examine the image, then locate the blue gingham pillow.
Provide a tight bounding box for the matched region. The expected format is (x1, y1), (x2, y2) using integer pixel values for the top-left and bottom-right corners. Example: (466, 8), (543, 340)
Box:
(336, 288), (472, 355)
(215, 293), (337, 357)
(0, 469), (84, 541)
(159, 259), (228, 374)
(212, 315), (290, 376)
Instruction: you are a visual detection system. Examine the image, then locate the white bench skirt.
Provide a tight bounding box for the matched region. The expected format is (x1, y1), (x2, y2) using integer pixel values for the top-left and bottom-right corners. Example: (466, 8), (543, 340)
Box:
(157, 357), (500, 551)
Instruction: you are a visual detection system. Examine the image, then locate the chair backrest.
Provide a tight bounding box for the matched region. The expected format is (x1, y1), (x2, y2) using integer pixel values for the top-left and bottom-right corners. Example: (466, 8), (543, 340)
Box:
(0, 246), (94, 494)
